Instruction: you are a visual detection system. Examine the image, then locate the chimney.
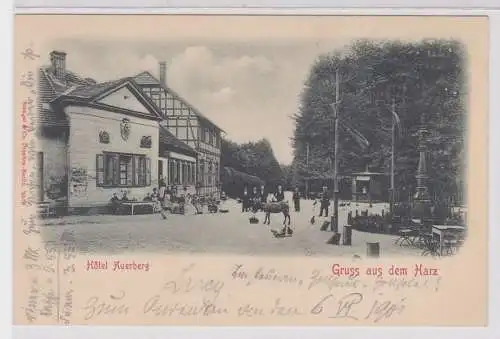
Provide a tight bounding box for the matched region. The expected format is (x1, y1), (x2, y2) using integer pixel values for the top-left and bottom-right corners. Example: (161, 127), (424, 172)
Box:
(159, 61), (167, 86)
(50, 50), (67, 83)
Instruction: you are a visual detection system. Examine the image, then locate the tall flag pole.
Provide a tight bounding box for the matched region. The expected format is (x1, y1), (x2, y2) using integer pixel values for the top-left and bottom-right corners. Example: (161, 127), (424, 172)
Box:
(332, 68), (340, 233)
(388, 98), (402, 215)
(391, 98), (396, 215)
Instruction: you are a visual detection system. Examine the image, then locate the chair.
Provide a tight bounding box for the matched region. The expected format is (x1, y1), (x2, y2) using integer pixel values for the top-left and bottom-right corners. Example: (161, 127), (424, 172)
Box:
(421, 236), (441, 257)
(442, 229), (464, 255)
(411, 226), (430, 249)
(395, 226), (418, 247)
(395, 215), (423, 247)
(411, 221), (435, 249)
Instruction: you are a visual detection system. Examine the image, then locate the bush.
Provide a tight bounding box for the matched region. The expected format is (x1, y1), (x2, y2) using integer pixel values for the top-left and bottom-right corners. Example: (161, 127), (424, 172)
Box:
(352, 214), (389, 233)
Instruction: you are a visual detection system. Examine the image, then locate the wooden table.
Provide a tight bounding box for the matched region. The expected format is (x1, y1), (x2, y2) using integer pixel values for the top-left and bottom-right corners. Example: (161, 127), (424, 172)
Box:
(432, 225), (465, 256)
(121, 202), (155, 215)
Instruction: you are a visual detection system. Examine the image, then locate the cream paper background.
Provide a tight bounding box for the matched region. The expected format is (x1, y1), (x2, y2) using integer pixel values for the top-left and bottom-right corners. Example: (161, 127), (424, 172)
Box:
(13, 15), (488, 326)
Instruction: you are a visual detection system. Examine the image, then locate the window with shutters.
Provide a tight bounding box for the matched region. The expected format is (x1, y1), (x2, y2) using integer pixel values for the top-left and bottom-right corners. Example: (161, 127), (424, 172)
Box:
(200, 126), (206, 142)
(96, 152), (151, 188)
(209, 129), (214, 145)
(215, 133), (220, 148)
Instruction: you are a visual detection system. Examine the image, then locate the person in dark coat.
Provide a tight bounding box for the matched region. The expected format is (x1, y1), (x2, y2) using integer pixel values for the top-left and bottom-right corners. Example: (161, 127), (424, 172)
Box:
(252, 186), (261, 202)
(251, 186), (261, 213)
(167, 186), (176, 203)
(110, 193), (120, 214)
(242, 187), (250, 212)
(121, 191), (129, 202)
(260, 185), (267, 204)
(319, 186), (330, 217)
(274, 185), (285, 202)
(292, 187), (301, 212)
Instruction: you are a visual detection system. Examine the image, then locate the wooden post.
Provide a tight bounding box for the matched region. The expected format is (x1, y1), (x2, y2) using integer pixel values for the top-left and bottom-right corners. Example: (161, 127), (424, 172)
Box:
(390, 98), (395, 216)
(331, 68), (340, 233)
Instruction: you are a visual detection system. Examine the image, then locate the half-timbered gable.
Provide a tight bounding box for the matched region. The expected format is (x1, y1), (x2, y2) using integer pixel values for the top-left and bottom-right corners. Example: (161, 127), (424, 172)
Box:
(134, 67), (224, 196)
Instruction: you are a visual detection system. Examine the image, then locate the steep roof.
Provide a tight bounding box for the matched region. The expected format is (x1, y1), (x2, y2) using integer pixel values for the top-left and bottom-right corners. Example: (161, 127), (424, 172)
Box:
(62, 78), (128, 99)
(38, 67), (82, 127)
(40, 65), (163, 123)
(38, 59), (197, 157)
(133, 71), (225, 132)
(159, 125), (197, 157)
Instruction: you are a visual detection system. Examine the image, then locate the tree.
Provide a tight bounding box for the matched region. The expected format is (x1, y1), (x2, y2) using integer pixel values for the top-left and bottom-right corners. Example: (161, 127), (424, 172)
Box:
(280, 163), (294, 190)
(220, 137), (285, 189)
(292, 39), (466, 202)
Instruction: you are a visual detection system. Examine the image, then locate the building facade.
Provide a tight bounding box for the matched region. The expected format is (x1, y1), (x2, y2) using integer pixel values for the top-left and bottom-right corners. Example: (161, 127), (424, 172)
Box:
(159, 125), (198, 195)
(350, 169), (389, 203)
(37, 50), (195, 213)
(134, 64), (223, 197)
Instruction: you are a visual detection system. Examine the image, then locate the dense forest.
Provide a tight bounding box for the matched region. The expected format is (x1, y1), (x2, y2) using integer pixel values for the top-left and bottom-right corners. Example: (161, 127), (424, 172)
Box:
(220, 138), (284, 194)
(290, 39), (466, 202)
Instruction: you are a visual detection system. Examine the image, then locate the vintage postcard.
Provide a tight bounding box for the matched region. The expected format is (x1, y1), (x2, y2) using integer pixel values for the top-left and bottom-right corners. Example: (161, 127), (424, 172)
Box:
(13, 15), (488, 326)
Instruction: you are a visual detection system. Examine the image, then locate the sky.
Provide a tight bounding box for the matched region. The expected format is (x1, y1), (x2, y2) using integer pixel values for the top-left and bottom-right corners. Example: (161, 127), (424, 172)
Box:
(41, 38), (350, 165)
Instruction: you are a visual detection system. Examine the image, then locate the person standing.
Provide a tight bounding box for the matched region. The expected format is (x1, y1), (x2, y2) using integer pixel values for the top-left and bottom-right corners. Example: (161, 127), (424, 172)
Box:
(260, 185), (267, 204)
(158, 178), (166, 208)
(252, 186), (261, 201)
(242, 187), (250, 212)
(292, 187), (301, 212)
(110, 193), (120, 214)
(152, 187), (167, 219)
(168, 186), (176, 203)
(274, 185), (285, 202)
(319, 186), (330, 217)
(251, 186), (261, 212)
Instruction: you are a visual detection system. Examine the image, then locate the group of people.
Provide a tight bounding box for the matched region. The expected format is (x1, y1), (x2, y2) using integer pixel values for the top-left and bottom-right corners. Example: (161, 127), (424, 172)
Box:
(241, 185), (282, 212)
(148, 179), (222, 215)
(239, 184), (332, 217)
(147, 179), (186, 205)
(240, 185), (303, 212)
(109, 178), (190, 218)
(109, 180), (333, 220)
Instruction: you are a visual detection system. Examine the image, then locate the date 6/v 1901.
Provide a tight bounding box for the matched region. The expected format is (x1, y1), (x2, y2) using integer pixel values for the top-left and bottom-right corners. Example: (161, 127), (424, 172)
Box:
(310, 292), (407, 323)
